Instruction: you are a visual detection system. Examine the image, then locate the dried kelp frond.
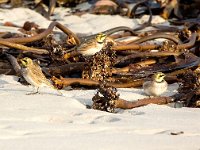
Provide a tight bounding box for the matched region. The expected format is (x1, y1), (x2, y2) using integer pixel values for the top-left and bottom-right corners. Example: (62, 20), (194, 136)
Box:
(157, 0), (200, 19)
(56, 0), (86, 7)
(91, 0), (119, 15)
(174, 69), (200, 107)
(82, 43), (116, 81)
(19, 21), (39, 35)
(178, 0), (200, 19)
(92, 80), (119, 112)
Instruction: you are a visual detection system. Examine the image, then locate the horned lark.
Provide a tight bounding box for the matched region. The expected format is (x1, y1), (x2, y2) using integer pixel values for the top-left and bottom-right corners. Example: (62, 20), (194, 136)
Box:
(78, 33), (107, 56)
(20, 57), (62, 95)
(143, 72), (168, 96)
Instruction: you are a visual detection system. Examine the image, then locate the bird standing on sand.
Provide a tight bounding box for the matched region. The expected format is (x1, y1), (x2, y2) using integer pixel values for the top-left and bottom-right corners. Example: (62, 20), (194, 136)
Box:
(20, 57), (62, 95)
(143, 72), (168, 96)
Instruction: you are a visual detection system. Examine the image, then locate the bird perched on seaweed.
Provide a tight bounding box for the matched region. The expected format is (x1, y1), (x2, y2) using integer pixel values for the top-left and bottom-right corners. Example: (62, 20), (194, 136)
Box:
(78, 33), (107, 56)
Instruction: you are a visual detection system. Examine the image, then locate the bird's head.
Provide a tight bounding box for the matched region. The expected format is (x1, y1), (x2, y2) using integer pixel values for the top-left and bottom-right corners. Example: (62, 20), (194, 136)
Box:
(20, 57), (33, 68)
(153, 72), (166, 83)
(95, 33), (107, 44)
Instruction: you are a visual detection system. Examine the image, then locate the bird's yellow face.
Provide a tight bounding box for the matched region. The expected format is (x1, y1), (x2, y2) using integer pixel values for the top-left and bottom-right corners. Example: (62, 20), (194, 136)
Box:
(95, 33), (107, 44)
(153, 72), (166, 83)
(20, 57), (33, 68)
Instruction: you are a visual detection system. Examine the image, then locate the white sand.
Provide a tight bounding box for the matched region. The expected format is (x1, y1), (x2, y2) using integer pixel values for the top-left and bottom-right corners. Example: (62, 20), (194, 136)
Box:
(0, 7), (200, 150)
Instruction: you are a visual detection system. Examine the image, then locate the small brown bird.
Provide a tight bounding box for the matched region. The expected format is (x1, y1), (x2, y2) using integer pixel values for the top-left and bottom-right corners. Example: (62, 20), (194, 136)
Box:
(77, 33), (107, 56)
(143, 72), (168, 96)
(20, 57), (62, 95)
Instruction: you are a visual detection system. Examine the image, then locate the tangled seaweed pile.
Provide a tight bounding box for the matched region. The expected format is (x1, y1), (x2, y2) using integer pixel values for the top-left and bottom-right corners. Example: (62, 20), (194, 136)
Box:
(92, 81), (119, 113)
(82, 43), (116, 82)
(0, 0), (200, 112)
(174, 69), (200, 107)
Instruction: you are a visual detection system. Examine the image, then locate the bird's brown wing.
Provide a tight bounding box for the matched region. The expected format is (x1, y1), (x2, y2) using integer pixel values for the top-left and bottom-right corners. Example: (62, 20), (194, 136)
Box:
(78, 39), (96, 52)
(30, 62), (53, 87)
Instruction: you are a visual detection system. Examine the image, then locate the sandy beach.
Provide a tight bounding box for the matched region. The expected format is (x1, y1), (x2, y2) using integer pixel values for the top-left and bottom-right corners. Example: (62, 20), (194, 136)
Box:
(0, 6), (200, 150)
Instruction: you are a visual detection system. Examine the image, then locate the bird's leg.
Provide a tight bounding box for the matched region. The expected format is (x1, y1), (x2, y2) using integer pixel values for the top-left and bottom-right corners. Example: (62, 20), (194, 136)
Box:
(36, 87), (39, 94)
(26, 87), (40, 95)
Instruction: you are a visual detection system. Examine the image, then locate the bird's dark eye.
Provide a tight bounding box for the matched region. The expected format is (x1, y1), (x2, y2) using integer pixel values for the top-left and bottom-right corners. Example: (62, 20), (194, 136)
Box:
(159, 74), (164, 77)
